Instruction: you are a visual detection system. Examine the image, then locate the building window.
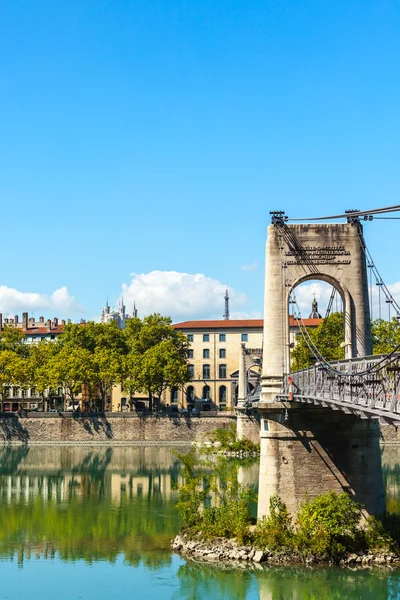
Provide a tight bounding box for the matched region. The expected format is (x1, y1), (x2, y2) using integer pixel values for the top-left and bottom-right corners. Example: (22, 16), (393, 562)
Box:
(219, 348), (226, 359)
(188, 364), (195, 378)
(171, 387), (179, 404)
(203, 334), (210, 342)
(219, 364), (227, 379)
(219, 385), (227, 405)
(188, 349), (194, 359)
(203, 348), (210, 359)
(187, 334), (193, 342)
(31, 387), (36, 397)
(186, 386), (195, 403)
(202, 385), (210, 400)
(219, 333), (226, 342)
(202, 364), (210, 379)
(21, 389), (27, 398)
(241, 333), (248, 342)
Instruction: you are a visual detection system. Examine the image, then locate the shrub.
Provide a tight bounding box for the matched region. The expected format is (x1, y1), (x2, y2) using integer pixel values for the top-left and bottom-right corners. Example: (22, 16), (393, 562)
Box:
(174, 449), (256, 543)
(210, 423), (260, 454)
(295, 492), (362, 558)
(364, 515), (399, 553)
(254, 495), (295, 552)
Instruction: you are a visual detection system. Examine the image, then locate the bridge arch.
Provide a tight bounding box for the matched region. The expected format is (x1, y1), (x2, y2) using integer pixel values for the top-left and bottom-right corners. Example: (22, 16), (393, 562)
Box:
(288, 273), (351, 370)
(261, 221), (371, 404)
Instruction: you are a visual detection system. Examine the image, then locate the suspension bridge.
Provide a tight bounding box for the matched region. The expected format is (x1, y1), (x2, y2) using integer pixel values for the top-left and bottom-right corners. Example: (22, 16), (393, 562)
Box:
(236, 205), (400, 519)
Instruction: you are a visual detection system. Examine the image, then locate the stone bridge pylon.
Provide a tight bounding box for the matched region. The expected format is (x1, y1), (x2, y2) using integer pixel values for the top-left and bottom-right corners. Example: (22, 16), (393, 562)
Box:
(254, 217), (384, 519)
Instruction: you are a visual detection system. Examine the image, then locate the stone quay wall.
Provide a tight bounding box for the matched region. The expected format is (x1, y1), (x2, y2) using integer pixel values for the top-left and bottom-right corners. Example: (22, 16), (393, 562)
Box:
(0, 413), (237, 444)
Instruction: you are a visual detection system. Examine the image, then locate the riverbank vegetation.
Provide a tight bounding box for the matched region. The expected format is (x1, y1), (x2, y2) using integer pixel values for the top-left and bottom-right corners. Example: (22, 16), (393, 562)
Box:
(175, 449), (400, 562)
(207, 423), (260, 455)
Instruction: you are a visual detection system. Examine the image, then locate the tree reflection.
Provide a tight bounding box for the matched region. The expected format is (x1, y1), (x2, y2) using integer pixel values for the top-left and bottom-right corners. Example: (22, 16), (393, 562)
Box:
(0, 446), (185, 568)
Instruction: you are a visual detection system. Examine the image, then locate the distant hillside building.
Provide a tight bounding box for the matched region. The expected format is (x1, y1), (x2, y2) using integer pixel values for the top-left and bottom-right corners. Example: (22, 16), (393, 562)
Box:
(100, 299), (137, 328)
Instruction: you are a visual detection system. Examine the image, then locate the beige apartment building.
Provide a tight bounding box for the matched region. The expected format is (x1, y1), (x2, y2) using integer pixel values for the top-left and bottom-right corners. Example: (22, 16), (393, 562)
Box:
(169, 314), (322, 411)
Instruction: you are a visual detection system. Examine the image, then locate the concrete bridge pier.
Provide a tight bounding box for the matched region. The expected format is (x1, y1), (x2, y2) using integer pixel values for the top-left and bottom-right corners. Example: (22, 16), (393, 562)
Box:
(257, 403), (385, 519)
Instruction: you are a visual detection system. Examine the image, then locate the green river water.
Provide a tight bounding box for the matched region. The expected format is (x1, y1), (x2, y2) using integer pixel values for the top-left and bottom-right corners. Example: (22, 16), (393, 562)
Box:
(0, 444), (399, 599)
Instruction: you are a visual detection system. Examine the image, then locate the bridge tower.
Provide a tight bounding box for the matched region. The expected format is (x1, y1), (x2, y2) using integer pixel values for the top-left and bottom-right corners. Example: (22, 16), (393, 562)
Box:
(257, 216), (384, 518)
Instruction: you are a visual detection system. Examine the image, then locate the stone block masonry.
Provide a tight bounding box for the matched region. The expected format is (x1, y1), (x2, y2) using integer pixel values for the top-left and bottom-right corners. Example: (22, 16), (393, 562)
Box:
(0, 414), (237, 444)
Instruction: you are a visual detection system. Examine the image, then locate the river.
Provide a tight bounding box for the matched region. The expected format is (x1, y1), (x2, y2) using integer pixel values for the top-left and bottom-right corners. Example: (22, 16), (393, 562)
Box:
(0, 444), (399, 599)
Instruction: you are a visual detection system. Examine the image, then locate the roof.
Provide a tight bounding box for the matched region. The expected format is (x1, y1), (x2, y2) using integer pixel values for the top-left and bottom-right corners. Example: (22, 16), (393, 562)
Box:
(173, 317), (322, 330)
(20, 326), (65, 335)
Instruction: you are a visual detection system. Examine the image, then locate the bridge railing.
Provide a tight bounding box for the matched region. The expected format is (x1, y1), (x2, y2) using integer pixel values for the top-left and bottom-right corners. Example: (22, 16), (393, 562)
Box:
(278, 354), (400, 422)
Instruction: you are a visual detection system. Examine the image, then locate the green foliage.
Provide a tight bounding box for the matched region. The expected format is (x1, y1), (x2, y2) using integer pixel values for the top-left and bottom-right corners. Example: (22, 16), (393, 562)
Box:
(372, 318), (400, 355)
(210, 423), (260, 454)
(0, 326), (29, 356)
(254, 495), (294, 551)
(292, 314), (400, 371)
(291, 313), (344, 371)
(364, 514), (400, 553)
(174, 450), (255, 544)
(0, 314), (190, 411)
(295, 492), (361, 558)
(124, 314), (190, 409)
(174, 450), (209, 531)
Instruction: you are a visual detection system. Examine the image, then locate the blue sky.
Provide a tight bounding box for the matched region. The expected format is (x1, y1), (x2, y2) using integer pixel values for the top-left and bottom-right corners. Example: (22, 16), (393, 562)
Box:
(1, 0), (400, 322)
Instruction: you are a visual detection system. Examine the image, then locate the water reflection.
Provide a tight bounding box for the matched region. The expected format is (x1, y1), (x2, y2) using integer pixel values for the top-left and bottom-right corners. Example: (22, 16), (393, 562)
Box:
(0, 445), (399, 599)
(173, 562), (400, 600)
(0, 446), (189, 568)
(382, 445), (400, 515)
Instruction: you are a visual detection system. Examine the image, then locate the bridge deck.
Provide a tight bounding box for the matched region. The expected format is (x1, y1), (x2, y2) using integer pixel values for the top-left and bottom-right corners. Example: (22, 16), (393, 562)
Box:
(249, 354), (400, 424)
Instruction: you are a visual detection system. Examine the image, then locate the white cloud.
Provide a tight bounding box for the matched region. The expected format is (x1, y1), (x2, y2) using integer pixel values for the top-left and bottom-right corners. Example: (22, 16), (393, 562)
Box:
(241, 261), (259, 272)
(121, 271), (249, 322)
(291, 282), (340, 318)
(291, 279), (400, 322)
(231, 310), (263, 319)
(0, 285), (84, 317)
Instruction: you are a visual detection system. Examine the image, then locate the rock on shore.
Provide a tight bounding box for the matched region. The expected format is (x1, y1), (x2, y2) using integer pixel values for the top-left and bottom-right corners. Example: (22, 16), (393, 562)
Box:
(171, 534), (400, 568)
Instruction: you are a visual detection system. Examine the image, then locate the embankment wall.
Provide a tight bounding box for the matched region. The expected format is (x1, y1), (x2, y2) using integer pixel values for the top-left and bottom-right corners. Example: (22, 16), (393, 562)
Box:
(0, 414), (237, 444)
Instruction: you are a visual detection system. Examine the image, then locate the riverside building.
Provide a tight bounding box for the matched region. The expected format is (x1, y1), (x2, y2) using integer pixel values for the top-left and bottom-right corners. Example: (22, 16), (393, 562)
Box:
(170, 309), (322, 412)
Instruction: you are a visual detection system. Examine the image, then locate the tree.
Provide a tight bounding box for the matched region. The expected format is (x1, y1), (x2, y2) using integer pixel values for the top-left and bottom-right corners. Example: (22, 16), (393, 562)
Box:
(56, 321), (128, 410)
(91, 347), (125, 411)
(0, 326), (29, 357)
(47, 346), (94, 410)
(0, 351), (28, 411)
(124, 314), (190, 410)
(26, 341), (57, 409)
(372, 318), (400, 355)
(291, 312), (344, 371)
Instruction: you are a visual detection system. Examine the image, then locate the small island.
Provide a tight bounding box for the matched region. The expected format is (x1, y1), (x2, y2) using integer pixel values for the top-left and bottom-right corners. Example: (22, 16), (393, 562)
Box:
(172, 445), (400, 568)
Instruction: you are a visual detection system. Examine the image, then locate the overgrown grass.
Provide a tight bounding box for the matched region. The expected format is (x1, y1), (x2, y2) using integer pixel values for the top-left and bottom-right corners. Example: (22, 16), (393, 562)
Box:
(209, 423), (260, 454)
(174, 449), (400, 561)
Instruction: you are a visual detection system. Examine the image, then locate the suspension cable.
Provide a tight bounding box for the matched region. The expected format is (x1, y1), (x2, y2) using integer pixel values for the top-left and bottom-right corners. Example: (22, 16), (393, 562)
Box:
(357, 228), (400, 318)
(287, 205), (400, 222)
(291, 296), (400, 378)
